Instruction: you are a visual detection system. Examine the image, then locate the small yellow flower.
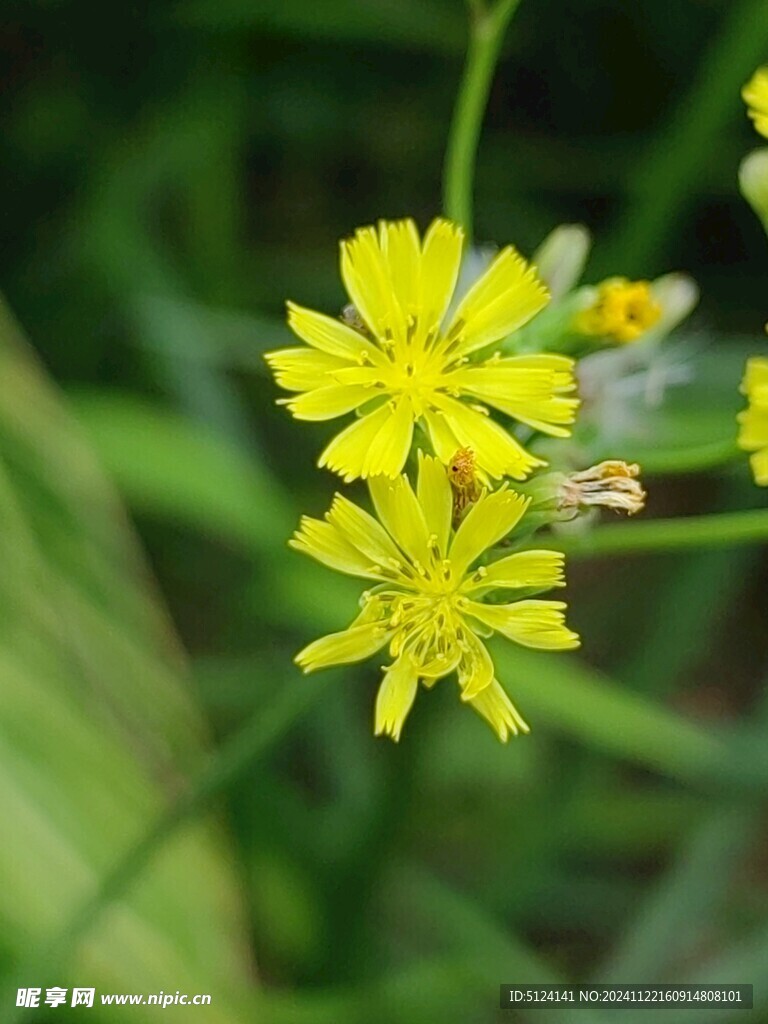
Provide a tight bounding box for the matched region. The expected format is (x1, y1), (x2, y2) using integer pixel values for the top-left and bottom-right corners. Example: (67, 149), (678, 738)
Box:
(576, 278), (661, 344)
(743, 66), (768, 138)
(292, 454), (579, 741)
(738, 356), (768, 485)
(266, 218), (578, 482)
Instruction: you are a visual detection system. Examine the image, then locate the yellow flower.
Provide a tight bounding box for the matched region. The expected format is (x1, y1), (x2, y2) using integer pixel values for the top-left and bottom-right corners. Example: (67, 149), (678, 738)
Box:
(743, 66), (768, 138)
(738, 356), (768, 485)
(292, 454), (579, 741)
(266, 218), (578, 482)
(575, 278), (661, 344)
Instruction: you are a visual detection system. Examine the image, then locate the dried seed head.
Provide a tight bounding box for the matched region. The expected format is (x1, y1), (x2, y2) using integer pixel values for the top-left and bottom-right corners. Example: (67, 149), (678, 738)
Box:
(558, 460), (646, 516)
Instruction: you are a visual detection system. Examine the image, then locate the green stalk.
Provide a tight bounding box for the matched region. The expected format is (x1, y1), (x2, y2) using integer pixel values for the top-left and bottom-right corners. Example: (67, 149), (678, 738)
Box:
(555, 506), (768, 558)
(615, 439), (741, 477)
(443, 0), (523, 237)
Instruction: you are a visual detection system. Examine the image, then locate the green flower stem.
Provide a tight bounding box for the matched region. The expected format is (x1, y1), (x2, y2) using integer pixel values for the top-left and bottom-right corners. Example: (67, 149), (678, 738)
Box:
(443, 0), (523, 237)
(612, 439), (742, 477)
(553, 506), (768, 559)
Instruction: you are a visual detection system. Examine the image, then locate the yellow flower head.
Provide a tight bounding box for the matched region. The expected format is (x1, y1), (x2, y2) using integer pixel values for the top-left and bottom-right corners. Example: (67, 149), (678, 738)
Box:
(266, 218), (579, 482)
(291, 454), (579, 742)
(743, 66), (768, 138)
(738, 356), (768, 485)
(576, 278), (662, 344)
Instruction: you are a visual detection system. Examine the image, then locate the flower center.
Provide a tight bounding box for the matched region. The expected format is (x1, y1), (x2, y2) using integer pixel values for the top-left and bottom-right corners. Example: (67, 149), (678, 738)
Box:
(386, 593), (463, 668)
(368, 314), (459, 413)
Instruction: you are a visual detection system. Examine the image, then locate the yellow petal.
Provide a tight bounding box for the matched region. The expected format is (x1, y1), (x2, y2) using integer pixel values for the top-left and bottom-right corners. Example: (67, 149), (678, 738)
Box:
(283, 384), (376, 421)
(750, 446), (768, 485)
(265, 347), (348, 392)
(419, 218), (463, 333)
(474, 353), (577, 392)
(451, 356), (579, 436)
(444, 246), (549, 357)
(358, 218), (463, 344)
(738, 357), (768, 473)
(743, 66), (768, 138)
(416, 451), (452, 555)
(379, 219), (421, 316)
(495, 352), (576, 375)
(290, 516), (380, 578)
(422, 407), (463, 466)
(741, 355), (768, 396)
(431, 394), (544, 480)
(449, 487), (530, 579)
(296, 622), (391, 673)
(369, 472), (431, 567)
(738, 406), (768, 450)
(326, 492), (404, 567)
(374, 656), (419, 741)
(503, 397), (579, 436)
(462, 549), (565, 593)
(287, 301), (380, 361)
(450, 365), (558, 396)
(464, 599), (580, 650)
(359, 396), (414, 478)
(466, 678), (529, 741)
(340, 226), (407, 342)
(457, 628), (495, 699)
(326, 365), (388, 387)
(318, 402), (396, 482)
(417, 641), (463, 680)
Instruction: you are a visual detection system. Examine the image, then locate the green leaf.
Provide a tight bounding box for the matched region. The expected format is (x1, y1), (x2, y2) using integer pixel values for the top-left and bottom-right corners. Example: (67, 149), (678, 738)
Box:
(596, 805), (757, 981)
(0, 300), (255, 1019)
(491, 644), (728, 785)
(71, 390), (293, 554)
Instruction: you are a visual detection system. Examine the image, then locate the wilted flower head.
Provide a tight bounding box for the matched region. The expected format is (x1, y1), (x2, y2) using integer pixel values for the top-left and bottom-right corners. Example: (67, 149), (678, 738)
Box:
(266, 218), (579, 482)
(575, 278), (662, 344)
(743, 66), (768, 138)
(291, 454), (579, 741)
(558, 461), (646, 516)
(738, 356), (768, 485)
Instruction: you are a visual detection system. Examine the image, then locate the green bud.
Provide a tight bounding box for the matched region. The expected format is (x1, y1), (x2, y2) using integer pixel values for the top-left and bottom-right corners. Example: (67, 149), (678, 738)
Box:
(739, 148), (768, 234)
(648, 273), (699, 337)
(533, 224), (592, 300)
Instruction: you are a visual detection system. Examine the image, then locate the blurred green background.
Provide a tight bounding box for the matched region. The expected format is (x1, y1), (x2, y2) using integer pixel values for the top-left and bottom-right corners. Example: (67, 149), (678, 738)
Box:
(2, 0), (768, 1021)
